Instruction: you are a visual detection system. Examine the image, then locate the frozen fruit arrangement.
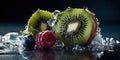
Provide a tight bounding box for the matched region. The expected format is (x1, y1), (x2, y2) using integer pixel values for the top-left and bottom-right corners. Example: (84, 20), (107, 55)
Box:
(21, 7), (99, 50)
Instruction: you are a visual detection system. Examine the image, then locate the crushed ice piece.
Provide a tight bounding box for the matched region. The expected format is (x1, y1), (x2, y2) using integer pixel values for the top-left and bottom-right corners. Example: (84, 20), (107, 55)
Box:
(47, 10), (60, 27)
(53, 16), (57, 20)
(53, 10), (60, 15)
(53, 40), (64, 49)
(66, 6), (72, 10)
(0, 32), (23, 53)
(116, 40), (120, 44)
(71, 27), (120, 58)
(47, 19), (55, 27)
(72, 44), (85, 53)
(47, 10), (61, 27)
(2, 32), (20, 49)
(96, 51), (104, 58)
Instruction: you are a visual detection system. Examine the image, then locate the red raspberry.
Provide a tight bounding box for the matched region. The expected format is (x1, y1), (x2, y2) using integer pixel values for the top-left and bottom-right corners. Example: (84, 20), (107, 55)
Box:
(35, 31), (56, 49)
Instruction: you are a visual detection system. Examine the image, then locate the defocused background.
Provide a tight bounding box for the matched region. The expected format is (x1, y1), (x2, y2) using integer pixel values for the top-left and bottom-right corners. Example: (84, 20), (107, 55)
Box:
(0, 0), (120, 39)
(0, 0), (120, 23)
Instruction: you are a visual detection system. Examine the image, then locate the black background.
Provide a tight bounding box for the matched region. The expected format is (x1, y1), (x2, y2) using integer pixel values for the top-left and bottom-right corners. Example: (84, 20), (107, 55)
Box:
(0, 0), (120, 38)
(0, 0), (120, 24)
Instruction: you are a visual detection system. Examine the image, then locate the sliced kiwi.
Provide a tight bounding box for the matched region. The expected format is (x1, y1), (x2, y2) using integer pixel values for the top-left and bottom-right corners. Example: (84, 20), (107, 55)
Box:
(26, 9), (53, 36)
(53, 8), (98, 46)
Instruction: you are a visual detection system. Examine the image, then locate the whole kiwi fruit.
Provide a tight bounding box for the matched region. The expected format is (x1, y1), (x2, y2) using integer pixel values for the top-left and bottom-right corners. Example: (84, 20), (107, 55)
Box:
(53, 8), (99, 46)
(26, 9), (53, 36)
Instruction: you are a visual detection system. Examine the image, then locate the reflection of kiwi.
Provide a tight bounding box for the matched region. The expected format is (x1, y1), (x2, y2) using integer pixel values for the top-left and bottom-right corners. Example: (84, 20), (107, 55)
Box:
(53, 8), (98, 46)
(26, 9), (53, 36)
(55, 49), (96, 60)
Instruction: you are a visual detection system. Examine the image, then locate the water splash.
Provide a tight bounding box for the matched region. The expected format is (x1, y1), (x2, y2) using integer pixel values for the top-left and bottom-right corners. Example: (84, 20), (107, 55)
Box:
(71, 27), (120, 58)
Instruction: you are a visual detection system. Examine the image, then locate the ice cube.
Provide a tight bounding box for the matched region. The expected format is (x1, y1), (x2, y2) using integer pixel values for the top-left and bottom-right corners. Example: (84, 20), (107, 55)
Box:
(47, 19), (55, 27)
(72, 44), (85, 52)
(3, 32), (20, 43)
(0, 35), (2, 42)
(1, 32), (21, 50)
(96, 51), (104, 58)
(53, 40), (64, 49)
(53, 10), (60, 15)
(116, 40), (120, 44)
(66, 6), (72, 10)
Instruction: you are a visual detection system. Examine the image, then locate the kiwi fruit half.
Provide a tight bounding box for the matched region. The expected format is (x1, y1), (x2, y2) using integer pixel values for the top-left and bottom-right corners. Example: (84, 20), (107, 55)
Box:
(26, 9), (53, 36)
(53, 8), (98, 46)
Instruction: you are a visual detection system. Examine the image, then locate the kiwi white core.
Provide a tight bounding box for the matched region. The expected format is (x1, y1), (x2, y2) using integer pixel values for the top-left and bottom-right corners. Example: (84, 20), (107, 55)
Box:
(67, 22), (80, 33)
(39, 22), (47, 31)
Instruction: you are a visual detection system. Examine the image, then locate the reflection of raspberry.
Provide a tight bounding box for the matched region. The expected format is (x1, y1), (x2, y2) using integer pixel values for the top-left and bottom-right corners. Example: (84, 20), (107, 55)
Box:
(35, 31), (56, 49)
(35, 50), (55, 60)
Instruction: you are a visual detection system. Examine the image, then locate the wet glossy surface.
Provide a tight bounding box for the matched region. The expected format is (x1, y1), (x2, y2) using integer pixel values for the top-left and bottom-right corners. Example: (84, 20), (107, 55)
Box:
(0, 23), (120, 60)
(0, 48), (120, 60)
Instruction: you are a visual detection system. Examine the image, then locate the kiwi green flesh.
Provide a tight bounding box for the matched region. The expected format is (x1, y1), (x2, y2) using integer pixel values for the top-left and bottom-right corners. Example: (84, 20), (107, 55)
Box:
(83, 11), (98, 46)
(27, 9), (53, 36)
(53, 8), (95, 46)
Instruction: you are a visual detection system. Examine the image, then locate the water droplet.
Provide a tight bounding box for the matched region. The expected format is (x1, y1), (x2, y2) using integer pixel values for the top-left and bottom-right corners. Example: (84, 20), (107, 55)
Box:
(116, 40), (120, 44)
(53, 40), (64, 49)
(66, 6), (72, 10)
(54, 10), (60, 15)
(72, 44), (85, 52)
(47, 19), (56, 27)
(96, 51), (104, 58)
(0, 32), (22, 51)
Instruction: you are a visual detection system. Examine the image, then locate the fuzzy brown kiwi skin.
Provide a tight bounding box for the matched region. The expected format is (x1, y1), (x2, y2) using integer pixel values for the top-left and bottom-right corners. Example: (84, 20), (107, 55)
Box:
(83, 9), (99, 46)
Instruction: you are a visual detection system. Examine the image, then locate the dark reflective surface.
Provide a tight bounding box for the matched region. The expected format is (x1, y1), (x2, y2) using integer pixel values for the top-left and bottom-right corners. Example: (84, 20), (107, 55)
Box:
(20, 49), (98, 60)
(0, 23), (120, 60)
(2, 49), (94, 60)
(0, 48), (120, 60)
